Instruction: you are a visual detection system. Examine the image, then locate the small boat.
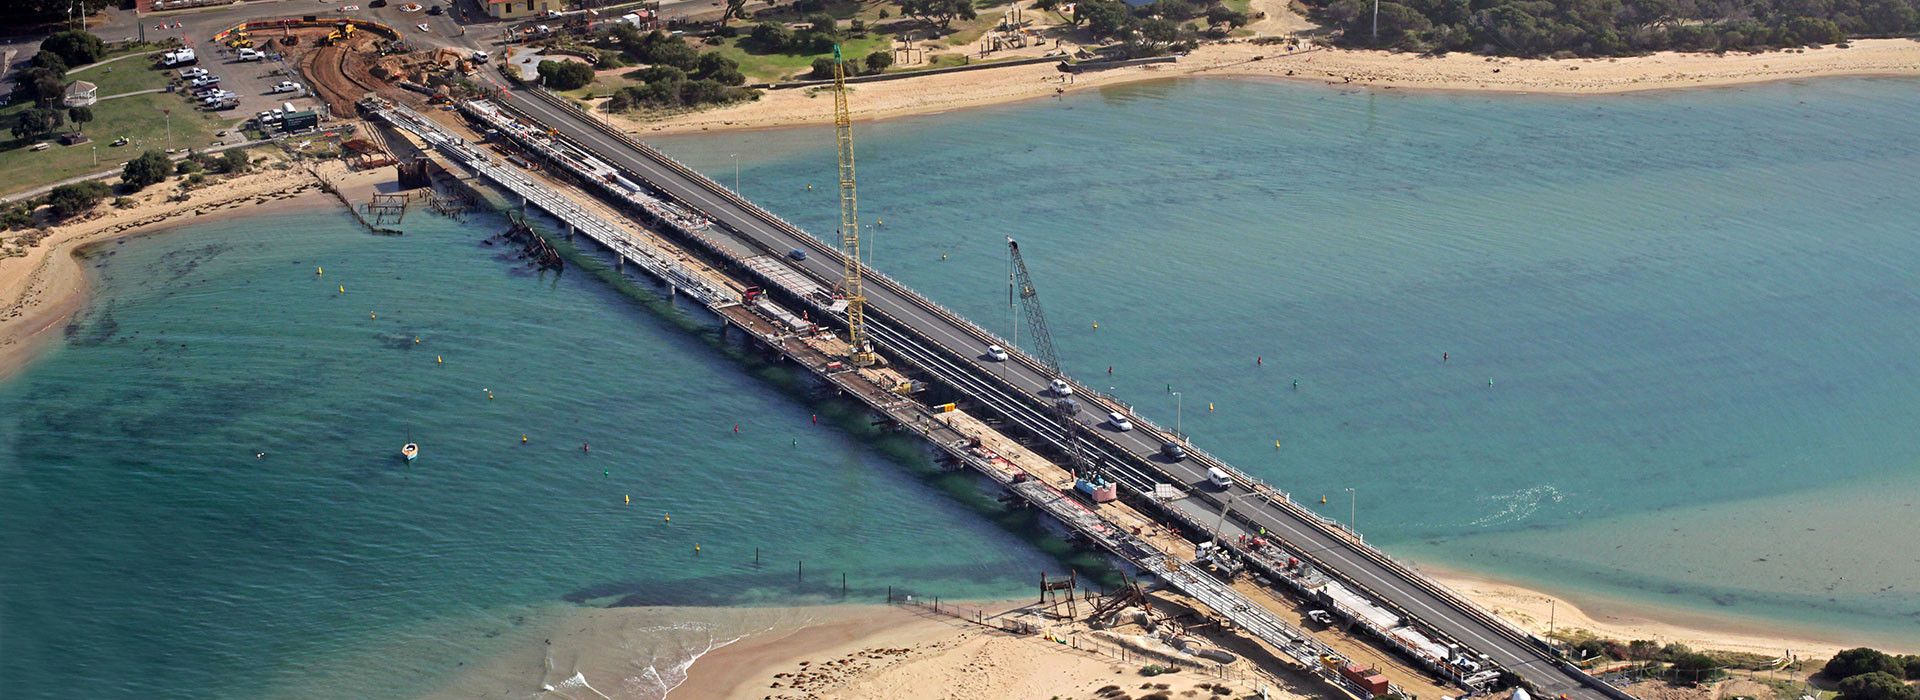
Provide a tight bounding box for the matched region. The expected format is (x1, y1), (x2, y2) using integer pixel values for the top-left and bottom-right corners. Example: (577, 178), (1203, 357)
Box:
(401, 443), (419, 463)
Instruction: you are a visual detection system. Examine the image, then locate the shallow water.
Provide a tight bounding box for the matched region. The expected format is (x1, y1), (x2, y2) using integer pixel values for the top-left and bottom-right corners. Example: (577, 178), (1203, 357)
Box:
(0, 206), (1067, 700)
(651, 75), (1920, 648)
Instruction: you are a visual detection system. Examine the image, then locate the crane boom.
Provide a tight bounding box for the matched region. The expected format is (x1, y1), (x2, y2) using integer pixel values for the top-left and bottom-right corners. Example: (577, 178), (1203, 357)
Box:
(1008, 238), (1113, 500)
(832, 46), (875, 366)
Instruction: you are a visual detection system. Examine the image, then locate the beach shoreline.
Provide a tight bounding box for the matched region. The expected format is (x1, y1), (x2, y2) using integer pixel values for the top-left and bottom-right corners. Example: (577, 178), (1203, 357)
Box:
(0, 159), (387, 381)
(611, 39), (1920, 136)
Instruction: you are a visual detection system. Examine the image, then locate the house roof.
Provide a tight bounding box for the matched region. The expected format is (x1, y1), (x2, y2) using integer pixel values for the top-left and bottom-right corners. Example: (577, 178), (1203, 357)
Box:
(66, 80), (97, 95)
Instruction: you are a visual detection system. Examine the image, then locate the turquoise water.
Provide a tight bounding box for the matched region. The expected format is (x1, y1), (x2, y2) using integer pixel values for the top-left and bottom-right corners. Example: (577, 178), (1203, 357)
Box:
(8, 76), (1920, 700)
(0, 207), (1070, 699)
(651, 76), (1920, 648)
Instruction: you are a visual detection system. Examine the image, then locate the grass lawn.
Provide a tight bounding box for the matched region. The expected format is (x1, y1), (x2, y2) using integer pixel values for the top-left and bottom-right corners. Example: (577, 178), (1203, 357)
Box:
(705, 34), (890, 82)
(0, 92), (233, 196)
(67, 56), (171, 98)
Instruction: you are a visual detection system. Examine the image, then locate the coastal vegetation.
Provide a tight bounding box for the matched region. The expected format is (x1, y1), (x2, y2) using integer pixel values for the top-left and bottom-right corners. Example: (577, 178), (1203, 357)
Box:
(1825, 648), (1920, 700)
(1297, 0), (1920, 56)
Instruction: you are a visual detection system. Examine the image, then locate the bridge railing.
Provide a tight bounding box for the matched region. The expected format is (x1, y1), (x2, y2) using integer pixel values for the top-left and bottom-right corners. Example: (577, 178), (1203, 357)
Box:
(508, 84), (1618, 699)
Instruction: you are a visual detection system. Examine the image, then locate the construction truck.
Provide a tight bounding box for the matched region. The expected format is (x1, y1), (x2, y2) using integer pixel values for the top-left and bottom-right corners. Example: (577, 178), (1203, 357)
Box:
(226, 36), (254, 49)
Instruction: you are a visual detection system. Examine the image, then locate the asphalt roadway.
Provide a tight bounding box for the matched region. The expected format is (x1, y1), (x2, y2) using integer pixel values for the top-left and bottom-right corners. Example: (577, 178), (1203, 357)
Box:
(497, 84), (1612, 700)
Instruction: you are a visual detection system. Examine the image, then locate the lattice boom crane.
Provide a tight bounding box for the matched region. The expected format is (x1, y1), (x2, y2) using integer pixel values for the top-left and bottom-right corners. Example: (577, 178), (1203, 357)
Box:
(1009, 237), (1116, 501)
(832, 46), (875, 367)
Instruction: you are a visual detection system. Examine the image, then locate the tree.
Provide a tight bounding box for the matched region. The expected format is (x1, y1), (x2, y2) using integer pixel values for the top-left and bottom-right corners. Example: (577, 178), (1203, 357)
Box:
(30, 50), (68, 73)
(805, 12), (837, 35)
(44, 181), (112, 220)
(40, 30), (106, 67)
(537, 60), (595, 90)
(693, 52), (746, 86)
(12, 107), (65, 141)
(1900, 655), (1920, 680)
(749, 21), (794, 51)
(808, 55), (836, 79)
(1837, 673), (1919, 700)
(1076, 0), (1136, 38)
(220, 148), (251, 174)
(863, 49), (894, 73)
(14, 66), (67, 106)
(122, 150), (172, 191)
(68, 105), (93, 134)
(1830, 649), (1907, 681)
(900, 0), (977, 26)
(1139, 17), (1179, 43)
(721, 0), (748, 25)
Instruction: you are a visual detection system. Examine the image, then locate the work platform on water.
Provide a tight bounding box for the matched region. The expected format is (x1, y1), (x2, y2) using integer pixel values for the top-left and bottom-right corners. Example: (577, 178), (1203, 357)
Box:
(360, 85), (1632, 700)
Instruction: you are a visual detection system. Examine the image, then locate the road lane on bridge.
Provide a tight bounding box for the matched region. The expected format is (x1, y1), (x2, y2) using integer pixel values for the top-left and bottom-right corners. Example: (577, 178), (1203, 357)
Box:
(495, 85), (1609, 700)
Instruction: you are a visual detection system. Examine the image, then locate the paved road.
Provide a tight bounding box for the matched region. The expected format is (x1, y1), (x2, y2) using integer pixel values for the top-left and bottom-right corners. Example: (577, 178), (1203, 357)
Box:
(497, 86), (1612, 700)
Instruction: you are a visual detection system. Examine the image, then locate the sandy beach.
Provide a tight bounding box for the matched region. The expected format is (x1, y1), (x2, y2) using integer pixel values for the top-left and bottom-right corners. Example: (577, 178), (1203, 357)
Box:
(1431, 571), (1855, 659)
(613, 38), (1920, 135)
(0, 158), (387, 380)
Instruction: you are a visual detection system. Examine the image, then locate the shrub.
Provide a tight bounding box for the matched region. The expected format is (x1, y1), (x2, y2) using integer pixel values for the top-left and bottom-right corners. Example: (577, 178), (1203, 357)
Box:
(1829, 649), (1907, 681)
(40, 30), (106, 66)
(537, 60), (596, 90)
(864, 50), (893, 73)
(121, 150), (172, 191)
(808, 55), (835, 79)
(220, 148), (251, 174)
(45, 180), (112, 220)
(1837, 673), (1919, 700)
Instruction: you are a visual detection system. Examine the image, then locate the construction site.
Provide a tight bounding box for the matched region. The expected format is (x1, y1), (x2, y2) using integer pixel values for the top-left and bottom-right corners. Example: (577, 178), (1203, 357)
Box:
(212, 19), (1630, 697)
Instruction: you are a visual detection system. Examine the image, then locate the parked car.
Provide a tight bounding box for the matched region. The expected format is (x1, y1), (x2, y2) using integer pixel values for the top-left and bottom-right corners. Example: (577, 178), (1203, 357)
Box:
(269, 81), (303, 94)
(178, 67), (209, 79)
(370, 0), (386, 6)
(237, 48), (265, 61)
(189, 75), (221, 87)
(426, 4), (442, 14)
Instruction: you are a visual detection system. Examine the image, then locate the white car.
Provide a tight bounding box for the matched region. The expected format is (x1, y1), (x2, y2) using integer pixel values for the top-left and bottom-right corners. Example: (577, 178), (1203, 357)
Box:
(1107, 411), (1132, 431)
(985, 345), (1008, 362)
(270, 81), (303, 94)
(237, 48), (265, 61)
(470, 50), (490, 63)
(1049, 378), (1073, 397)
(178, 67), (209, 79)
(189, 75), (221, 87)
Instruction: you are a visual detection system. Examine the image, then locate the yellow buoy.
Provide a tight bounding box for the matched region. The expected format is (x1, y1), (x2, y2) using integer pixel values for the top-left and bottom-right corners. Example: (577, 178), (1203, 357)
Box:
(1209, 402), (1214, 412)
(436, 355), (442, 364)
(625, 494), (630, 505)
(1093, 322), (1099, 329)
(339, 285), (344, 293)
(664, 514), (670, 523)
(317, 267), (323, 275)
(487, 392), (494, 399)
(695, 543), (701, 552)
(370, 312), (376, 319)
(522, 434), (528, 443)
(414, 337), (420, 343)
(1321, 496), (1328, 504)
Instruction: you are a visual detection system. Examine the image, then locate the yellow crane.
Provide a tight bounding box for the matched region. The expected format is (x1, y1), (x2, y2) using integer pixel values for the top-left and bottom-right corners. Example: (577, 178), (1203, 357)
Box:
(832, 46), (875, 367)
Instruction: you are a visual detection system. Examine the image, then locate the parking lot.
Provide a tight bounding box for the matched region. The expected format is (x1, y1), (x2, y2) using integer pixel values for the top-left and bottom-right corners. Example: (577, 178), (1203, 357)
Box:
(170, 41), (325, 136)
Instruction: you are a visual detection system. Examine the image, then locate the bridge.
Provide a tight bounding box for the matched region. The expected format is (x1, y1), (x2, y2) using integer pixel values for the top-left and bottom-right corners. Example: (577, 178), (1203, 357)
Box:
(382, 83), (1629, 700)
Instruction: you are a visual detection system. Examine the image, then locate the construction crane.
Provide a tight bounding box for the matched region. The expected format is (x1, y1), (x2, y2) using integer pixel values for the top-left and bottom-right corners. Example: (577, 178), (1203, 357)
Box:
(1008, 237), (1117, 502)
(831, 46), (875, 367)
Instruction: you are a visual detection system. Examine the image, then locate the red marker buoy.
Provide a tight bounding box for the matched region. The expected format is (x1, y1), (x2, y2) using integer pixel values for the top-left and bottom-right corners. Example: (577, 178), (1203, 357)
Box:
(582, 443), (590, 452)
(1257, 356), (1263, 365)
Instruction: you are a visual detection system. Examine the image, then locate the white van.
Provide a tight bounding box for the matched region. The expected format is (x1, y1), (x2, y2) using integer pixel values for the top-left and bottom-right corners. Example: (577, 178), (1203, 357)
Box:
(282, 101), (297, 114)
(1206, 467), (1231, 489)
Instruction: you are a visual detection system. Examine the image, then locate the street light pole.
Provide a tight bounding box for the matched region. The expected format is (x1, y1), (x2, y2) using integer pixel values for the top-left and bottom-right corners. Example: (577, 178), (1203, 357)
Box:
(1345, 487), (1356, 534)
(164, 109), (172, 152)
(1371, 0), (1380, 44)
(1173, 391), (1183, 438)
